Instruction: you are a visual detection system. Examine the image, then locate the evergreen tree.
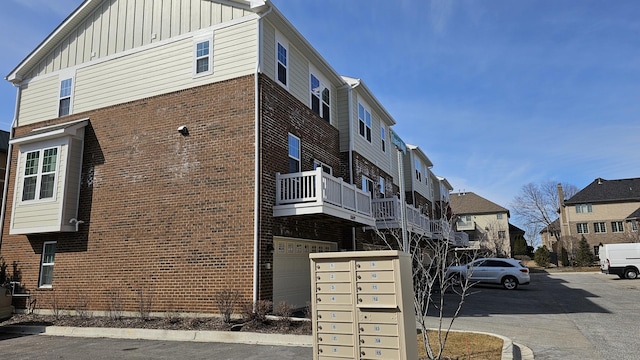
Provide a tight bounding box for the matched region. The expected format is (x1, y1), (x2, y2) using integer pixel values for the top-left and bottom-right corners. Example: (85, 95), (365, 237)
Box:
(561, 247), (570, 267)
(534, 246), (550, 268)
(512, 237), (528, 257)
(575, 236), (594, 267)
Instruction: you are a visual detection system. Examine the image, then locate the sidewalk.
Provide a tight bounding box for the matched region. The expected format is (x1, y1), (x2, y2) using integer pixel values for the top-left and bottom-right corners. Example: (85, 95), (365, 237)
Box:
(0, 323), (533, 360)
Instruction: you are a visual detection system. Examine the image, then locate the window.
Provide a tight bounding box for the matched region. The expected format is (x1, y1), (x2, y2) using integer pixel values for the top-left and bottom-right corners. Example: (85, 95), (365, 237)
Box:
(358, 103), (372, 142)
(194, 38), (212, 75)
(576, 223), (589, 234)
(58, 78), (73, 117)
(498, 231), (506, 239)
(576, 204), (592, 213)
(497, 213), (503, 220)
(21, 147), (58, 202)
(594, 246), (600, 256)
(611, 221), (624, 233)
(415, 158), (422, 182)
(361, 176), (373, 194)
(288, 133), (300, 173)
(594, 222), (606, 233)
(380, 126), (386, 152)
(379, 176), (385, 197)
(313, 159), (332, 175)
(632, 220), (638, 232)
(276, 34), (288, 87)
(39, 241), (57, 287)
(310, 73), (330, 122)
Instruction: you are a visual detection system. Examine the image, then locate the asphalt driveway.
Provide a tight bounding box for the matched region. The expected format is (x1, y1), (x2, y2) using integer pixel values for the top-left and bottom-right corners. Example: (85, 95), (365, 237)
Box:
(432, 271), (640, 360)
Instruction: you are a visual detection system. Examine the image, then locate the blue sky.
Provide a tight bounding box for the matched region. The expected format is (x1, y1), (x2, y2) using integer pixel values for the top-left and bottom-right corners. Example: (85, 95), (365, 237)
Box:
(1, 0), (639, 233)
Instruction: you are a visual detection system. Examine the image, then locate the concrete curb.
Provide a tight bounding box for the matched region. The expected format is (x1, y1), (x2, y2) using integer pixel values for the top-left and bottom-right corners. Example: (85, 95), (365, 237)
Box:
(0, 325), (313, 347)
(1, 325), (533, 359)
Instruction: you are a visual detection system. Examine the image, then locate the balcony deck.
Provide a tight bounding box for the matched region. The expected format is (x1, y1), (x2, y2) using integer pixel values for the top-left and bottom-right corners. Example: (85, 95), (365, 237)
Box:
(371, 197), (432, 237)
(273, 168), (375, 227)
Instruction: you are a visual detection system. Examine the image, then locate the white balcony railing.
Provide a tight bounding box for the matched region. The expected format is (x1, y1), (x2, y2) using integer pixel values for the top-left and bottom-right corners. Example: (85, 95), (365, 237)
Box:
(371, 197), (431, 236)
(274, 168), (374, 225)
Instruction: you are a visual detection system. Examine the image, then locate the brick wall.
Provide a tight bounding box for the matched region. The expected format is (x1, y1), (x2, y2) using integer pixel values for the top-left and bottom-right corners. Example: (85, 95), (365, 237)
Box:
(1, 75), (257, 314)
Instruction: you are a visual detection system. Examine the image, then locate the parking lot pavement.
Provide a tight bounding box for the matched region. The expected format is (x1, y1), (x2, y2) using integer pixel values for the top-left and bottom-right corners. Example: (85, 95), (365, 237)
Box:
(433, 271), (640, 360)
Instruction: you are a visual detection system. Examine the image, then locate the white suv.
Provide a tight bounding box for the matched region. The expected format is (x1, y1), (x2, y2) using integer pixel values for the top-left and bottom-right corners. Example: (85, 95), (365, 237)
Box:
(446, 258), (530, 290)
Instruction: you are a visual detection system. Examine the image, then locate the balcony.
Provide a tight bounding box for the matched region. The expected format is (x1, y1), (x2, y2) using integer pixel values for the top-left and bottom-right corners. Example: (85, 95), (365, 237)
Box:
(273, 168), (375, 227)
(431, 219), (461, 244)
(371, 197), (432, 237)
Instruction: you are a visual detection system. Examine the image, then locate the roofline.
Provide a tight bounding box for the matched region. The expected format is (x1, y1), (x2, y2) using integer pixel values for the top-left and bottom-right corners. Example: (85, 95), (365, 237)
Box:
(406, 144), (433, 167)
(342, 76), (397, 126)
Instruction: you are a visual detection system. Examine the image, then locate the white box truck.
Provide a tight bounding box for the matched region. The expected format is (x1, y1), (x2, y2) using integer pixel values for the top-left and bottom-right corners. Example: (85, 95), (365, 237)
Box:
(599, 243), (640, 279)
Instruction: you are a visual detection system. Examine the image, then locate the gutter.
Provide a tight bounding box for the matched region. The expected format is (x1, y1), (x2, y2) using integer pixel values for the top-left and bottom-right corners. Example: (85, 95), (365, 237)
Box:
(346, 83), (356, 250)
(252, 3), (273, 310)
(0, 85), (19, 249)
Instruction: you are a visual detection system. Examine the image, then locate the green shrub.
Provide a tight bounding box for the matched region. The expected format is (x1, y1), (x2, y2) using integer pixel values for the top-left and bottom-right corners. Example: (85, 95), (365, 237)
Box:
(534, 246), (550, 268)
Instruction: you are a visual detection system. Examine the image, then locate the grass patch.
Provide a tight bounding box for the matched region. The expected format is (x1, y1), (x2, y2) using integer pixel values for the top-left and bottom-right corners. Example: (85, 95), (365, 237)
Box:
(417, 330), (503, 360)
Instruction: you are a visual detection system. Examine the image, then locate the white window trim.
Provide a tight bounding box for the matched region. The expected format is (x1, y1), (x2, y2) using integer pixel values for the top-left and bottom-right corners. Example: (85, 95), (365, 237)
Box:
(39, 241), (57, 288)
(358, 102), (372, 143)
(594, 222), (606, 233)
(193, 33), (213, 77)
(415, 157), (422, 182)
(288, 133), (300, 173)
(362, 175), (373, 193)
(313, 159), (332, 175)
(275, 32), (289, 89)
(380, 125), (386, 152)
(18, 142), (61, 204)
(577, 223), (589, 234)
(611, 221), (624, 233)
(309, 66), (331, 123)
(379, 176), (385, 197)
(57, 70), (75, 117)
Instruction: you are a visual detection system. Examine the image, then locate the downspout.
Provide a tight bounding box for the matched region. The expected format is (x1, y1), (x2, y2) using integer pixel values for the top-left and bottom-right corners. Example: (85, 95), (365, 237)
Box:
(0, 84), (20, 249)
(253, 4), (272, 310)
(346, 83), (356, 251)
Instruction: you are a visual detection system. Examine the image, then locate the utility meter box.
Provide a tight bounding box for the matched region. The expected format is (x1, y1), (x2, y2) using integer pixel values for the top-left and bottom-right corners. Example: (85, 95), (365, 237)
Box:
(309, 250), (418, 360)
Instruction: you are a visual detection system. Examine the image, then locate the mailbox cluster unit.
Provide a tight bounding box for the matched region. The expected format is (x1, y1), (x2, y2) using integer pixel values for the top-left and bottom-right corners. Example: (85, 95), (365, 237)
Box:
(309, 250), (418, 360)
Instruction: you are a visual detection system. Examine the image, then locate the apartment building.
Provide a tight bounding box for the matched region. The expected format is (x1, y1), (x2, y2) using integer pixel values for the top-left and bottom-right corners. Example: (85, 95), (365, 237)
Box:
(0, 0), (459, 315)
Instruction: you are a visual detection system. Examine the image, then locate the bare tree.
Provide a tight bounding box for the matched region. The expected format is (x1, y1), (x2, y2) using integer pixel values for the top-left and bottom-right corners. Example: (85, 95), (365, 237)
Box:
(511, 181), (578, 245)
(369, 219), (479, 360)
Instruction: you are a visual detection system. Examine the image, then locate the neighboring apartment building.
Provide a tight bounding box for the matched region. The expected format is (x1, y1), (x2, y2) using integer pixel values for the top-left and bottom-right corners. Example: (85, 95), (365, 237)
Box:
(0, 0), (455, 315)
(557, 178), (640, 257)
(449, 192), (511, 256)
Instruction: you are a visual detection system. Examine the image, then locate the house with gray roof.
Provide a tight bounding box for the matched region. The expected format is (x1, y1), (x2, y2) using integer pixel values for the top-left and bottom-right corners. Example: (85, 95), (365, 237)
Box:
(558, 178), (640, 257)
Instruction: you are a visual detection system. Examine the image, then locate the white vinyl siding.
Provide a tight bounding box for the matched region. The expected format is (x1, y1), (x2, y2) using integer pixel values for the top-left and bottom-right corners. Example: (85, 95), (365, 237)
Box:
(349, 94), (393, 175)
(19, 18), (258, 126)
(10, 122), (87, 234)
(24, 0), (252, 80)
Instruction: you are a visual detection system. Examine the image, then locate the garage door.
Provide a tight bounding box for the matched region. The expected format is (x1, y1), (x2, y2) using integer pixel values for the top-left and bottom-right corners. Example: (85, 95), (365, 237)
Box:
(273, 237), (337, 309)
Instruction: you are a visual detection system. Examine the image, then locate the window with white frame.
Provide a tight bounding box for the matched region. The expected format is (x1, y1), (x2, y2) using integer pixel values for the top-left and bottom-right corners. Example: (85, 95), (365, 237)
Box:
(288, 133), (300, 173)
(379, 176), (385, 197)
(361, 176), (374, 194)
(497, 213), (503, 220)
(276, 34), (288, 88)
(39, 241), (57, 287)
(415, 158), (422, 182)
(611, 221), (624, 233)
(380, 126), (386, 152)
(313, 159), (332, 175)
(194, 36), (212, 76)
(58, 78), (73, 117)
(594, 222), (606, 233)
(358, 103), (372, 142)
(632, 220), (638, 232)
(21, 147), (59, 202)
(310, 73), (330, 122)
(575, 204), (592, 213)
(576, 223), (589, 234)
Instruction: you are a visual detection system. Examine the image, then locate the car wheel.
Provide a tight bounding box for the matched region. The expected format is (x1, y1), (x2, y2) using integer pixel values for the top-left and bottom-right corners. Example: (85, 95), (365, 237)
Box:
(502, 276), (518, 290)
(624, 268), (638, 279)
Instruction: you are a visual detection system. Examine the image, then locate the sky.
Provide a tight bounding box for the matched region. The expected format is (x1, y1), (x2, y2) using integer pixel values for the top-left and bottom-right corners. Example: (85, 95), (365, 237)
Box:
(1, 0), (639, 236)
